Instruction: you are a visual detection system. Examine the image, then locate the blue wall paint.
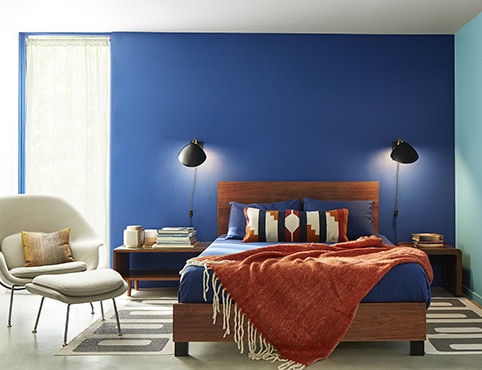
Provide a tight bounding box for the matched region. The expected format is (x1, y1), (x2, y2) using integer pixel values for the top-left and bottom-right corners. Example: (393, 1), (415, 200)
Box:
(455, 13), (482, 305)
(110, 33), (454, 269)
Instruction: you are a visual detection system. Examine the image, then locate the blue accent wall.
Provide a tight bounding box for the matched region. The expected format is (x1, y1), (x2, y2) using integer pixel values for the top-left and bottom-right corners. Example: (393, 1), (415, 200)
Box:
(455, 13), (482, 305)
(110, 33), (454, 274)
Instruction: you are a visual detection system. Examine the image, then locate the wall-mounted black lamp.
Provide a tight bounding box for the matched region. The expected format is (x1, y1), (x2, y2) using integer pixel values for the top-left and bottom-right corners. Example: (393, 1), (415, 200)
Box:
(178, 138), (207, 167)
(178, 138), (207, 227)
(390, 138), (419, 244)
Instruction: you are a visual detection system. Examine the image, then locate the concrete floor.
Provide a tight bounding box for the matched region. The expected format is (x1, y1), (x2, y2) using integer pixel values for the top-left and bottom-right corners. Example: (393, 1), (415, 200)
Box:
(1, 286), (481, 370)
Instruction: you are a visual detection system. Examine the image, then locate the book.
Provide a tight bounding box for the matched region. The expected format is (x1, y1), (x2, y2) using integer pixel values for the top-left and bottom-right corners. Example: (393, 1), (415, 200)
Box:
(157, 233), (197, 239)
(414, 242), (445, 248)
(159, 227), (195, 233)
(156, 235), (196, 241)
(412, 233), (443, 242)
(156, 239), (197, 245)
(154, 227), (198, 247)
(157, 227), (196, 237)
(412, 233), (444, 248)
(413, 243), (445, 248)
(152, 241), (199, 248)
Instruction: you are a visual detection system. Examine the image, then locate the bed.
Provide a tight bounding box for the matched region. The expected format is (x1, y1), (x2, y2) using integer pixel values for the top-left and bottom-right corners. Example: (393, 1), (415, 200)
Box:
(173, 181), (432, 364)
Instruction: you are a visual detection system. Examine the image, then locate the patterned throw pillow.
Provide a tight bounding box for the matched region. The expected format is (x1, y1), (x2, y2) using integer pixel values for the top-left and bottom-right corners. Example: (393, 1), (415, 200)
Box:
(22, 228), (75, 267)
(243, 208), (349, 243)
(303, 198), (375, 240)
(226, 199), (303, 239)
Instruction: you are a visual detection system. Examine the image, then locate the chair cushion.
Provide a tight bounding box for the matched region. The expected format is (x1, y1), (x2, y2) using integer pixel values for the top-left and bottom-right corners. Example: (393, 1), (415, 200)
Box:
(10, 261), (87, 279)
(31, 269), (125, 297)
(1, 232), (27, 269)
(22, 228), (74, 267)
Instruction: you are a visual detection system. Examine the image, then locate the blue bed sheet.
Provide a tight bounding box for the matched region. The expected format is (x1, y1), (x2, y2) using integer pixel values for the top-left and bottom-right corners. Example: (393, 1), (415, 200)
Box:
(178, 235), (432, 307)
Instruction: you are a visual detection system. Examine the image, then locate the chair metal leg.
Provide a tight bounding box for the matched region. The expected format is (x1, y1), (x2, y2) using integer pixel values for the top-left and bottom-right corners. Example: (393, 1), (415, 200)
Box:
(112, 298), (123, 336)
(89, 302), (95, 314)
(7, 285), (15, 328)
(63, 304), (71, 346)
(32, 296), (45, 334)
(100, 300), (105, 320)
(4, 284), (27, 327)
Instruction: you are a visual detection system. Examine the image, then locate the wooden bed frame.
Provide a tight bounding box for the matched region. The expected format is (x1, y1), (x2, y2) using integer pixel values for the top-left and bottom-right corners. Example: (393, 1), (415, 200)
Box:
(173, 181), (427, 357)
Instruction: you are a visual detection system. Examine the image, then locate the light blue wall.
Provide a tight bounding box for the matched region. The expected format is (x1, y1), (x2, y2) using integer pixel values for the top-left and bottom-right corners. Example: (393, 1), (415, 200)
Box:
(455, 13), (482, 305)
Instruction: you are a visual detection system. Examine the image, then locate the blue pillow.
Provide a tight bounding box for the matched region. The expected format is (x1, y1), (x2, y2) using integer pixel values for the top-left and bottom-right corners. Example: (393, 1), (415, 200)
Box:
(226, 199), (303, 239)
(303, 198), (375, 240)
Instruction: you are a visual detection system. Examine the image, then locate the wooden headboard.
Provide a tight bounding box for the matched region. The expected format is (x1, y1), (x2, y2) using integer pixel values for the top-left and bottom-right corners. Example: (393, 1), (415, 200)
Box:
(217, 181), (379, 236)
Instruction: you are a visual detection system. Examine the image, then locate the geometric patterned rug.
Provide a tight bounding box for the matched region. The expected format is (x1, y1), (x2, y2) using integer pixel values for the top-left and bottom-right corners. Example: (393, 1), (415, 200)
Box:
(56, 297), (175, 355)
(56, 295), (482, 356)
(426, 297), (482, 355)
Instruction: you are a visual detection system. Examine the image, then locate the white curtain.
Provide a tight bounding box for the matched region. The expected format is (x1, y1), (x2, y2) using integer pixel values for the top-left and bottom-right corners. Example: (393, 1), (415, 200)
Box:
(25, 36), (110, 267)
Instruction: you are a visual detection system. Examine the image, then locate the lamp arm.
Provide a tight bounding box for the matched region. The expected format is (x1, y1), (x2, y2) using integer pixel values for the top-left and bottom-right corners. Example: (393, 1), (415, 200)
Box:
(189, 167), (197, 227)
(393, 161), (400, 244)
(394, 162), (400, 218)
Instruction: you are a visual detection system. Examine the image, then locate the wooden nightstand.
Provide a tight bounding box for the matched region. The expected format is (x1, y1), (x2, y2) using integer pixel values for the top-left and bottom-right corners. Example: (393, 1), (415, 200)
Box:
(114, 242), (210, 296)
(398, 242), (462, 296)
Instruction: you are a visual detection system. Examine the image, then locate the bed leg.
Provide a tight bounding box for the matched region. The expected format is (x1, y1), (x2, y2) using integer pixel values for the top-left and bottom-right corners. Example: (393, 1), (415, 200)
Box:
(410, 341), (424, 356)
(174, 342), (189, 356)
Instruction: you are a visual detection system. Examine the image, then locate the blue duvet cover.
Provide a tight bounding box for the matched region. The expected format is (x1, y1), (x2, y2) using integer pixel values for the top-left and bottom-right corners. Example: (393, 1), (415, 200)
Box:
(178, 235), (432, 307)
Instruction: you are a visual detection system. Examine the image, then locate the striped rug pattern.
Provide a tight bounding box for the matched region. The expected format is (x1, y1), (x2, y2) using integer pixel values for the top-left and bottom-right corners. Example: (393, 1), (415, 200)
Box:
(57, 297), (175, 355)
(426, 297), (482, 355)
(58, 295), (482, 356)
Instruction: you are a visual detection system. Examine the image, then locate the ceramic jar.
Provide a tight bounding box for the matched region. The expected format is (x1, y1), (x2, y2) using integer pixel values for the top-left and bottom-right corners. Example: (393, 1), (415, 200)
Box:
(123, 225), (145, 248)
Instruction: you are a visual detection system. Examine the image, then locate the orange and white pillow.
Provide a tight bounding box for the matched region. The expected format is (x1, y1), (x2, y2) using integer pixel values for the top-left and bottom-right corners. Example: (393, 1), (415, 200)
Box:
(243, 208), (348, 243)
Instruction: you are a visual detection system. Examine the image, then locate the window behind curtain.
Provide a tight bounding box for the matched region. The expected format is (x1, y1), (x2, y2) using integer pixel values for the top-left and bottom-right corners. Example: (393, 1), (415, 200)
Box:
(24, 36), (110, 267)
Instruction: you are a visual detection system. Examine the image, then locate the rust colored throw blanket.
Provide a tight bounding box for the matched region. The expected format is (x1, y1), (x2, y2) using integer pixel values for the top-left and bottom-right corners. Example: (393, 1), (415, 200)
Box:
(185, 236), (433, 369)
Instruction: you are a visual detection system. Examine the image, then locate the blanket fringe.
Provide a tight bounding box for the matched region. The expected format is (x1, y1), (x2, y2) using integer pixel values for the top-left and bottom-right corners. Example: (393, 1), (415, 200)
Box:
(186, 259), (306, 370)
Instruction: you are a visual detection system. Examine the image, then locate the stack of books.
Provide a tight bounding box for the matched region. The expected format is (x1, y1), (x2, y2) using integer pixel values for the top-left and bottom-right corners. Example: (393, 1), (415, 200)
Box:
(153, 227), (198, 248)
(412, 233), (444, 248)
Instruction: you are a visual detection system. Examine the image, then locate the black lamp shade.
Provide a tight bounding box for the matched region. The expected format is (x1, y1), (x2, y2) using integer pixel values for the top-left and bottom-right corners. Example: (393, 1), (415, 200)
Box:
(390, 138), (419, 164)
(178, 138), (207, 167)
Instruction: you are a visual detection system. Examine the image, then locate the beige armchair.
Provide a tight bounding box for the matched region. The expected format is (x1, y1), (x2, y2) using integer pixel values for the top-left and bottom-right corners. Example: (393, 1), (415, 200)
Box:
(0, 194), (103, 327)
